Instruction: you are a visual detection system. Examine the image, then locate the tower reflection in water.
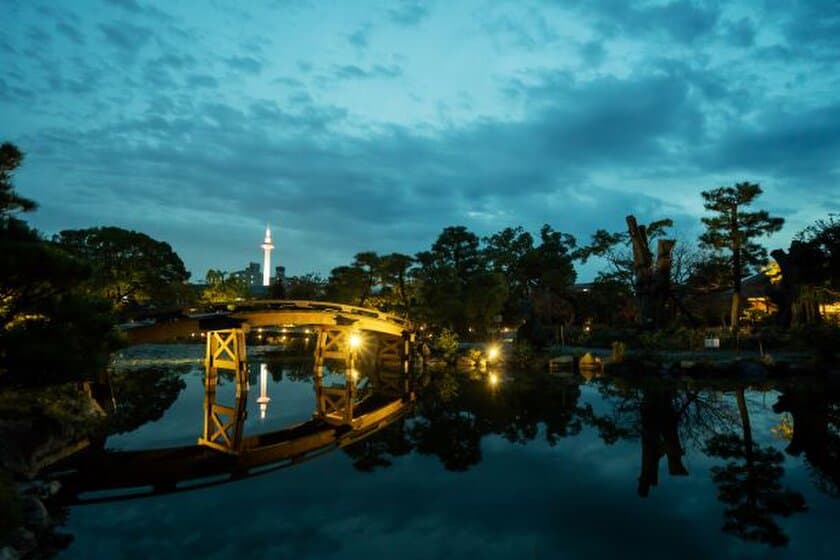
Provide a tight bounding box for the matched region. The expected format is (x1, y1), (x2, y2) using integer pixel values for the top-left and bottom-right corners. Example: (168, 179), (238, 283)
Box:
(257, 363), (271, 420)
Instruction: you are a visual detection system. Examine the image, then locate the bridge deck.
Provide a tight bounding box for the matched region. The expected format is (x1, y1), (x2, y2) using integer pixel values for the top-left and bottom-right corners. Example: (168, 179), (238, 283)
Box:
(125, 300), (412, 344)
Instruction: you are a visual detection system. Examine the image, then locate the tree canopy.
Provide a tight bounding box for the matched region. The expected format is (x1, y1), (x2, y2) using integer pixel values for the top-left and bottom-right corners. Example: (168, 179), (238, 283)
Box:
(200, 269), (250, 303)
(0, 142), (35, 221)
(1, 142), (120, 386)
(55, 226), (190, 310)
(700, 182), (784, 330)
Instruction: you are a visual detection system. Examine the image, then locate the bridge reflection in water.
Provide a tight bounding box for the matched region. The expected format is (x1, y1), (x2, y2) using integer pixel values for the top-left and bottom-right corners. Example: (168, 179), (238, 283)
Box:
(51, 317), (416, 505)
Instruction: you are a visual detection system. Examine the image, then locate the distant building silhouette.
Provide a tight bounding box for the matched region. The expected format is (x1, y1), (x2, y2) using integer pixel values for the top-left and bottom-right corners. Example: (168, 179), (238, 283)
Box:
(232, 262), (261, 287)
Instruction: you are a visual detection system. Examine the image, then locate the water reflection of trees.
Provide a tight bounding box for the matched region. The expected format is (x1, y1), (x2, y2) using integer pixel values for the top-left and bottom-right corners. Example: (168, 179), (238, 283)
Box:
(264, 358), (313, 383)
(106, 366), (187, 435)
(773, 379), (840, 498)
(102, 359), (839, 550)
(705, 434), (806, 547)
(582, 377), (809, 547)
(703, 385), (807, 547)
(342, 369), (582, 472)
(362, 370), (818, 548)
(343, 418), (414, 472)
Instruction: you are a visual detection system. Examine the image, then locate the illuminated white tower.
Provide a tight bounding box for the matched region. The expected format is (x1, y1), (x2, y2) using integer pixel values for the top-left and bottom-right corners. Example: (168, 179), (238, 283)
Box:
(260, 225), (274, 287)
(257, 363), (271, 419)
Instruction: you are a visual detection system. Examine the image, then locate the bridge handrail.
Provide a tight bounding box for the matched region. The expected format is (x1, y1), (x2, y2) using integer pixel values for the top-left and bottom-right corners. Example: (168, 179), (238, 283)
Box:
(196, 299), (412, 330)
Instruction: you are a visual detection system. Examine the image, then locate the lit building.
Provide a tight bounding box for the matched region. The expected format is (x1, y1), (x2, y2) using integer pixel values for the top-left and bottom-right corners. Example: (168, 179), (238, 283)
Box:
(236, 262), (261, 287)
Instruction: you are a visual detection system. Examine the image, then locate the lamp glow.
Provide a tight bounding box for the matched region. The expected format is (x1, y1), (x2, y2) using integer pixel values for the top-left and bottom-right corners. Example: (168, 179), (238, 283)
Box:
(349, 333), (362, 350)
(487, 345), (500, 362)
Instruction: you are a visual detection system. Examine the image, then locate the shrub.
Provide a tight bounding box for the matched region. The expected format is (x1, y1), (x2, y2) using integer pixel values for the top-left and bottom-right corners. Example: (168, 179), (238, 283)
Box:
(611, 341), (626, 363)
(511, 341), (535, 369)
(432, 328), (459, 364)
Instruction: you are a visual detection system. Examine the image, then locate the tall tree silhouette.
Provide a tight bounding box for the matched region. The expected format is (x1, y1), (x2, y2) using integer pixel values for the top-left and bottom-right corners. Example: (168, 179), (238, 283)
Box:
(699, 182), (783, 331)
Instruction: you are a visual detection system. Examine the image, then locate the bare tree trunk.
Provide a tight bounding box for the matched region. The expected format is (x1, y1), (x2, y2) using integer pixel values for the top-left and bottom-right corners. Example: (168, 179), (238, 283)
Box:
(655, 239), (676, 327)
(627, 215), (675, 329)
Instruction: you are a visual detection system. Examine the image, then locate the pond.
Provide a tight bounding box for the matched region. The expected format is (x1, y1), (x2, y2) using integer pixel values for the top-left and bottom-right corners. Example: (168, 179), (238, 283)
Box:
(50, 345), (840, 559)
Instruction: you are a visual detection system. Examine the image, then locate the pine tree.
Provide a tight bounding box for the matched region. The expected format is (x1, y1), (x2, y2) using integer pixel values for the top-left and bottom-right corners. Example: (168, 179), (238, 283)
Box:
(700, 182), (784, 331)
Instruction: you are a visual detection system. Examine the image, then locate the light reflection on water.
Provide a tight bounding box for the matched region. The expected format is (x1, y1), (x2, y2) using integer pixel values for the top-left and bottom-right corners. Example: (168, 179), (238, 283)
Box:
(57, 346), (840, 559)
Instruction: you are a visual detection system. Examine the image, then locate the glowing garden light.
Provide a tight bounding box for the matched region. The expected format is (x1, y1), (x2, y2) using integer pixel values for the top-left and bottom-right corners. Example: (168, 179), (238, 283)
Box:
(487, 344), (500, 362)
(348, 332), (363, 350)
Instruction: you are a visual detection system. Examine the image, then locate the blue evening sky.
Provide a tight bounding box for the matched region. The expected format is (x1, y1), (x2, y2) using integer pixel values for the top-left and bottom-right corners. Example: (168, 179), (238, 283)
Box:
(2, 0), (838, 280)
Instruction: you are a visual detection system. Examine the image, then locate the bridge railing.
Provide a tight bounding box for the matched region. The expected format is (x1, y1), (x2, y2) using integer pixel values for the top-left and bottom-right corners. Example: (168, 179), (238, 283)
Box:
(191, 299), (412, 329)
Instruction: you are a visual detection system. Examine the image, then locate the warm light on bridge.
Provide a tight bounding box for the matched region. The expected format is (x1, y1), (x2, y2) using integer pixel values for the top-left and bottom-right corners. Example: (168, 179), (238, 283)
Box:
(349, 332), (363, 350)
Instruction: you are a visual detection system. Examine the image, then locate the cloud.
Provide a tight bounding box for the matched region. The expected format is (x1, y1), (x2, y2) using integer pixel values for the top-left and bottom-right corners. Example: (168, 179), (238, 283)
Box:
(271, 76), (304, 88)
(99, 22), (154, 50)
(16, 64), (714, 275)
(4, 0), (838, 278)
(225, 56), (262, 75)
(348, 24), (371, 48)
(769, 0), (840, 57)
(26, 26), (52, 45)
(104, 0), (144, 12)
(103, 0), (173, 23)
(0, 78), (36, 103)
(573, 0), (721, 45)
(721, 17), (755, 48)
(578, 40), (606, 67)
(186, 74), (218, 88)
(333, 64), (402, 80)
(153, 53), (196, 70)
(55, 22), (86, 45)
(388, 1), (429, 26)
(481, 8), (557, 51)
(702, 102), (840, 186)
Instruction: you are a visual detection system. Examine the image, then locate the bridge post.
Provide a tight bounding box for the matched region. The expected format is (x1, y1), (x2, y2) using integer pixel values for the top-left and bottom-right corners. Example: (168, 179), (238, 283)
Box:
(199, 329), (249, 454)
(312, 326), (358, 426)
(402, 330), (415, 400)
(372, 334), (406, 398)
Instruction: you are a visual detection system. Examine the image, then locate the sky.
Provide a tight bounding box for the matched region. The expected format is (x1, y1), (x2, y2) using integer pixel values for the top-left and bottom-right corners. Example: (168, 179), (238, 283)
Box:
(2, 0), (839, 281)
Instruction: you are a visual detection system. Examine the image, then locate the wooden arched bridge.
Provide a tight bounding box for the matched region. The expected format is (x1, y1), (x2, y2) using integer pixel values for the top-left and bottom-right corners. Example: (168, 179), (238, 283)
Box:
(47, 301), (417, 504)
(124, 299), (413, 343)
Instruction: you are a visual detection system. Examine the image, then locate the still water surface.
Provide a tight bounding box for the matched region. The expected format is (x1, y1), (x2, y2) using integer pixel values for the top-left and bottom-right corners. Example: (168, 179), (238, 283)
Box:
(57, 345), (840, 559)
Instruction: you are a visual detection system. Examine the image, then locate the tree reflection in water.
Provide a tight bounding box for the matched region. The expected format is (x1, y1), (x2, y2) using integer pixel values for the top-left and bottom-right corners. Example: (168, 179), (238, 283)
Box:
(106, 366), (188, 435)
(581, 377), (809, 547)
(340, 369), (582, 472)
(705, 433), (806, 547)
(342, 367), (823, 549)
(91, 358), (837, 550)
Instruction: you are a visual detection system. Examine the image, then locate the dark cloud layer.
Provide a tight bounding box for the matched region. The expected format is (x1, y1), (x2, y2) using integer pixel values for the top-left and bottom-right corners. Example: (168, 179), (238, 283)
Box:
(2, 0), (838, 278)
